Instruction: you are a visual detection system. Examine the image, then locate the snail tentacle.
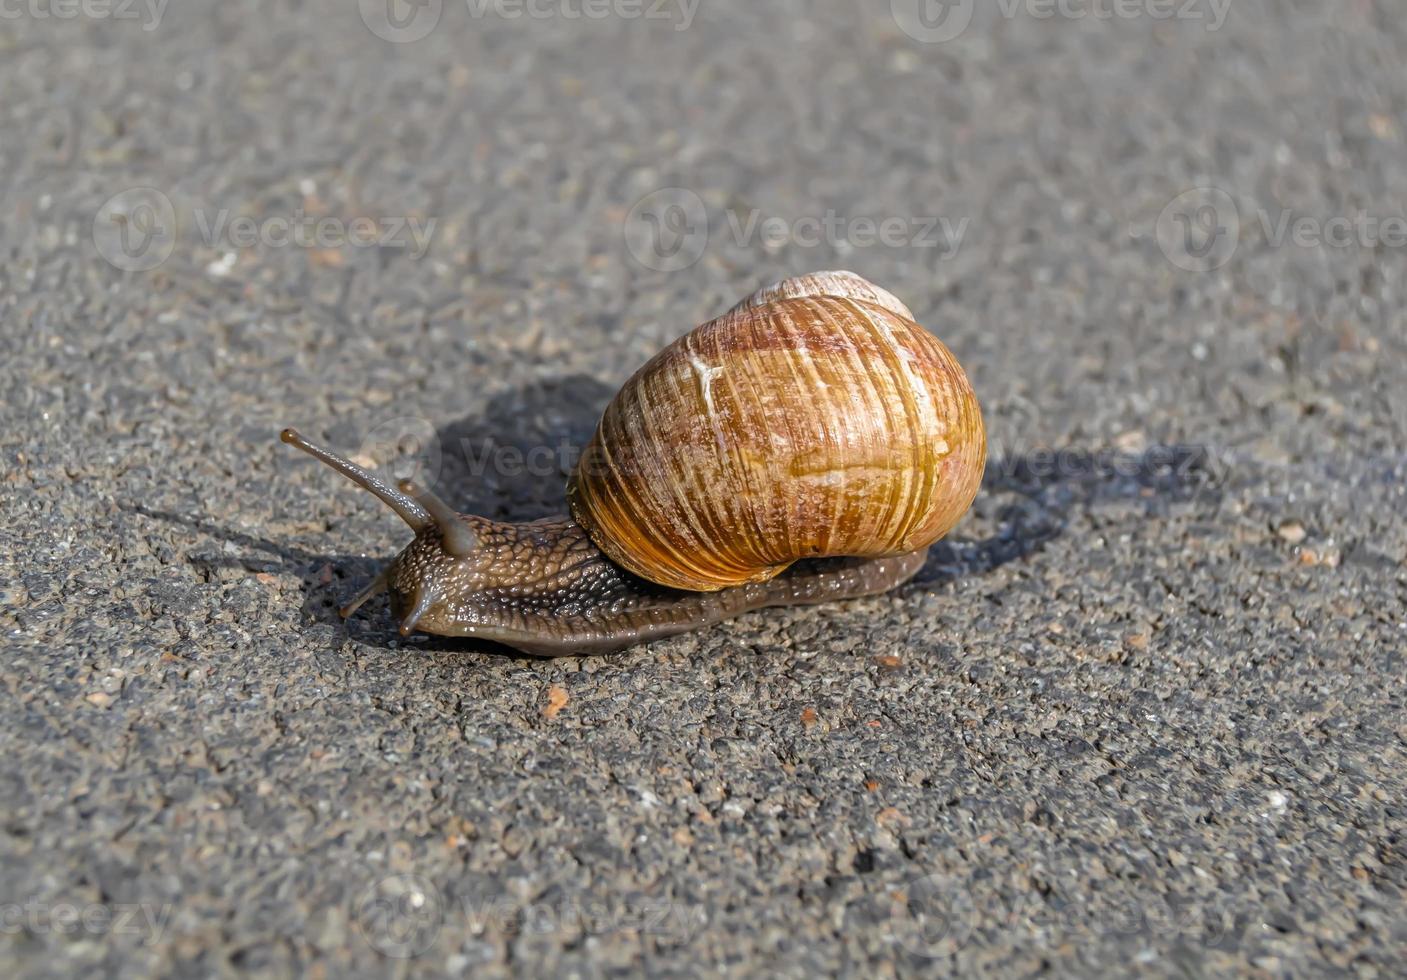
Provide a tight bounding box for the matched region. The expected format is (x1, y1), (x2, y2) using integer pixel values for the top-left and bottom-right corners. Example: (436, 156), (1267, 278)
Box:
(340, 567), (389, 619)
(280, 428), (430, 532)
(399, 480), (479, 557)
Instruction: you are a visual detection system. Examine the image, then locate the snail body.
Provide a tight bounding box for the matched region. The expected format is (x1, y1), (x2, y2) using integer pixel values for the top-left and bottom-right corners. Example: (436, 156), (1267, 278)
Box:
(282, 272), (985, 656)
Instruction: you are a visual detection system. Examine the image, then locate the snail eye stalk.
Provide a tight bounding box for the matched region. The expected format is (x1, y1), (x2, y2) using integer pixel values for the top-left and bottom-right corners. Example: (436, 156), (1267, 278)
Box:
(398, 480), (478, 557)
(280, 428), (431, 533)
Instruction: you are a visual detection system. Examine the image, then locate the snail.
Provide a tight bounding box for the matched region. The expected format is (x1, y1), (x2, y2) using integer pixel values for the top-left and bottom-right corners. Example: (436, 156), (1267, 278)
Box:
(281, 271), (985, 656)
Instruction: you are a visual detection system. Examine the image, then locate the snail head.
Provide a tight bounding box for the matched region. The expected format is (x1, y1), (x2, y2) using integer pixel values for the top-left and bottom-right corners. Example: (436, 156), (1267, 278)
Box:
(280, 428), (486, 636)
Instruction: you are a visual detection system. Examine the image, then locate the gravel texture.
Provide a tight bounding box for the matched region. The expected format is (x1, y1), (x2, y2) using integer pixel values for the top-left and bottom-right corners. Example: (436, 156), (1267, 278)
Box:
(3, 0), (1406, 976)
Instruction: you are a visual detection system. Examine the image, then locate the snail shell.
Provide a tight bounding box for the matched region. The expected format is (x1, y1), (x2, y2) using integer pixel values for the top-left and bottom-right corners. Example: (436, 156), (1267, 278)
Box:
(567, 271), (986, 591)
(728, 269), (917, 321)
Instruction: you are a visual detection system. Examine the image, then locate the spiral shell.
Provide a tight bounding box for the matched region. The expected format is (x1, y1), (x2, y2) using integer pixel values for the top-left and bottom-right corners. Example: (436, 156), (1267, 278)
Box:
(567, 272), (986, 591)
(727, 269), (917, 323)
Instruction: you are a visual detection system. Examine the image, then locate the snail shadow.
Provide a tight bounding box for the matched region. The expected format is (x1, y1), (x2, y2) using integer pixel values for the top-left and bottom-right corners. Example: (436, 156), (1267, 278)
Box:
(428, 373), (616, 520)
(910, 441), (1225, 591)
(124, 503), (387, 637)
(143, 374), (1225, 657)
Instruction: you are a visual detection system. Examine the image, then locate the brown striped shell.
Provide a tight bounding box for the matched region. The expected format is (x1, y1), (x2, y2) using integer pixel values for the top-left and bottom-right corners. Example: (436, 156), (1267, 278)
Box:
(566, 272), (986, 591)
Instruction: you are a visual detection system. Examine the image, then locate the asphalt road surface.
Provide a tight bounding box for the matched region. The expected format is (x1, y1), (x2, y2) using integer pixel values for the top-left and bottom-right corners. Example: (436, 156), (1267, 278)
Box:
(2, 0), (1405, 976)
